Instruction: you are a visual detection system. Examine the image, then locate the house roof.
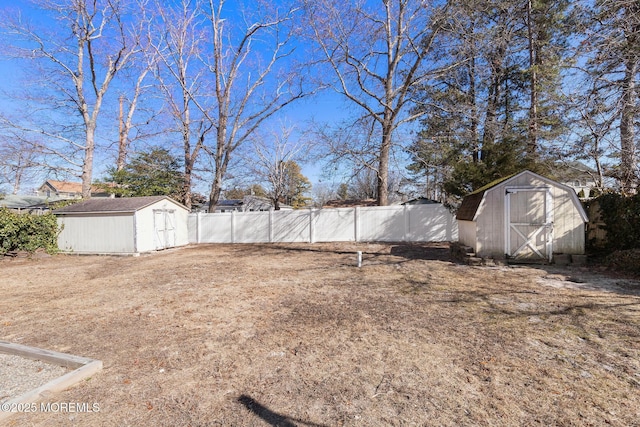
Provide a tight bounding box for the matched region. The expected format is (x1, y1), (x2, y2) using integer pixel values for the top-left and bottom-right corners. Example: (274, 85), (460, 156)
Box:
(551, 161), (597, 181)
(0, 195), (68, 209)
(217, 199), (243, 207)
(401, 197), (439, 205)
(214, 196), (291, 210)
(40, 180), (110, 194)
(54, 196), (187, 215)
(323, 199), (378, 208)
(456, 170), (588, 222)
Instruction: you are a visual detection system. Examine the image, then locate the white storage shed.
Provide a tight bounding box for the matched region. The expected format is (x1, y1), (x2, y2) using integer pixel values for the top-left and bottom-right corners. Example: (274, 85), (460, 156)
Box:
(456, 170), (588, 262)
(55, 196), (190, 255)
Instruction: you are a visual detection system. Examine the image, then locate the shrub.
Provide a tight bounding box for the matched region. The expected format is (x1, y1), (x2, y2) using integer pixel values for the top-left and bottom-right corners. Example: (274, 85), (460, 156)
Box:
(0, 208), (60, 255)
(588, 193), (640, 252)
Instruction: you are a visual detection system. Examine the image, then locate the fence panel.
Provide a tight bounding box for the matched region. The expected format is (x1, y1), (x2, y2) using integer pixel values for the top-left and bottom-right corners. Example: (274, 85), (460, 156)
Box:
(407, 205), (457, 242)
(190, 204), (458, 244)
(199, 212), (232, 243)
(273, 210), (310, 242)
(313, 208), (356, 242)
(235, 212), (271, 243)
(358, 206), (405, 241)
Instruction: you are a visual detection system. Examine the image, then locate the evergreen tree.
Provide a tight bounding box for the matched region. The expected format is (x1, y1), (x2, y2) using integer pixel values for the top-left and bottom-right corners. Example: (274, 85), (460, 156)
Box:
(407, 0), (571, 202)
(101, 148), (185, 201)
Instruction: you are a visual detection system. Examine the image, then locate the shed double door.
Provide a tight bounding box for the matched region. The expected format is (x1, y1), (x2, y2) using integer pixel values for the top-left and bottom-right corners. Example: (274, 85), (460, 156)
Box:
(505, 187), (553, 262)
(153, 209), (176, 250)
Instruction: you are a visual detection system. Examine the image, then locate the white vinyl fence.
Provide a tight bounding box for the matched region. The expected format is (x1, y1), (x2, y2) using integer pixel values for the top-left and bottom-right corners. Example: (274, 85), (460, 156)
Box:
(189, 204), (458, 244)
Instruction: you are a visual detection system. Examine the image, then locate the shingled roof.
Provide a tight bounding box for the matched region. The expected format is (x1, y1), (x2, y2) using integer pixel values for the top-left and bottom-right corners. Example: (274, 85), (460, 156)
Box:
(54, 196), (186, 214)
(455, 173), (518, 221)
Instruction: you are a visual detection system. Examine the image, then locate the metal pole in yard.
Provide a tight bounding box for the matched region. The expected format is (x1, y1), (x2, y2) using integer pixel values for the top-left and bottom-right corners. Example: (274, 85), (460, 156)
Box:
(357, 251), (362, 268)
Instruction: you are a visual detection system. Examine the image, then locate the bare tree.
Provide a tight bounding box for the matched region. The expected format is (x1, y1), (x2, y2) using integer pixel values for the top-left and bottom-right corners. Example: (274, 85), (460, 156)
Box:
(249, 124), (310, 210)
(1, 0), (141, 197)
(201, 0), (308, 212)
(303, 0), (448, 205)
(150, 1), (308, 211)
(0, 136), (42, 194)
(150, 0), (212, 209)
(115, 62), (154, 172)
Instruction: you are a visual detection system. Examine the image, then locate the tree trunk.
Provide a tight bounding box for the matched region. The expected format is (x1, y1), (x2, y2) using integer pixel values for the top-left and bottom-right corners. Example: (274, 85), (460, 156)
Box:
(526, 0), (539, 161)
(468, 56), (479, 163)
(377, 121), (393, 206)
(619, 59), (638, 195)
(117, 95), (127, 172)
(81, 124), (96, 198)
(481, 49), (504, 159)
(183, 160), (193, 209)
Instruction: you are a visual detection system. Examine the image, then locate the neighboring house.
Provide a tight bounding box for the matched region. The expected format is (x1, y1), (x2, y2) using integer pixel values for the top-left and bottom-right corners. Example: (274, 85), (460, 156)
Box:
(212, 195), (291, 213)
(36, 180), (112, 198)
(0, 194), (67, 213)
(401, 197), (440, 206)
(55, 196), (189, 255)
(552, 162), (599, 199)
(323, 199), (379, 208)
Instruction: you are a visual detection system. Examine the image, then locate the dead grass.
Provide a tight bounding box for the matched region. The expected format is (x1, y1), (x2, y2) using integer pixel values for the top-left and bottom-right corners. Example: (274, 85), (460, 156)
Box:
(1, 242), (639, 426)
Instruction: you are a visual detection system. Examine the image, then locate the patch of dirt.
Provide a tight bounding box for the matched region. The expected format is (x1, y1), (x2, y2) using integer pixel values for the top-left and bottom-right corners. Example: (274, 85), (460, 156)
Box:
(1, 242), (639, 426)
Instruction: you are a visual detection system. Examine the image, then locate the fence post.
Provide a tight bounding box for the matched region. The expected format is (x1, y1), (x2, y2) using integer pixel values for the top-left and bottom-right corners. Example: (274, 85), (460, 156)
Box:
(309, 208), (315, 243)
(403, 204), (409, 241)
(231, 210), (236, 243)
(354, 207), (360, 242)
(196, 212), (201, 244)
(269, 209), (274, 243)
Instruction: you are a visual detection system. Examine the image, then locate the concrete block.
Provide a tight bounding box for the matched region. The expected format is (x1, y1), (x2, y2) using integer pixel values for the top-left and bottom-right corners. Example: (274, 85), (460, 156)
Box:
(571, 254), (587, 266)
(554, 254), (570, 266)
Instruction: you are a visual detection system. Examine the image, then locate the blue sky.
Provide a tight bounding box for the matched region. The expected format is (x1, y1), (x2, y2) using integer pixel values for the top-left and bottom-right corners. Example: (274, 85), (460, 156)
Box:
(0, 0), (361, 195)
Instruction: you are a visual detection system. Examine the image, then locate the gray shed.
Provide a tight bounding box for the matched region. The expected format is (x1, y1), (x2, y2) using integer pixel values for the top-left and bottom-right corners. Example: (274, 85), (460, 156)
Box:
(55, 196), (189, 255)
(456, 170), (588, 262)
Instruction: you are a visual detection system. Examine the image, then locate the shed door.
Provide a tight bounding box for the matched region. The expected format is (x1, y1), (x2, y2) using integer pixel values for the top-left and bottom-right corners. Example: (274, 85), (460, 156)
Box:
(154, 209), (176, 250)
(505, 187), (553, 262)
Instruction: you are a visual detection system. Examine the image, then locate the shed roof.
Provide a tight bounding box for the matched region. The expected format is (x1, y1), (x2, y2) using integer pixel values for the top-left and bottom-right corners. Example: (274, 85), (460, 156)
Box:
(456, 174), (517, 221)
(456, 170), (588, 222)
(54, 196), (187, 215)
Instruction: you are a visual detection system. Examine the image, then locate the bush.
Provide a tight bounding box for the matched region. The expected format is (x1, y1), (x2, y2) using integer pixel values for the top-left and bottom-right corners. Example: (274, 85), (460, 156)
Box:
(0, 208), (60, 255)
(603, 249), (640, 277)
(587, 193), (640, 252)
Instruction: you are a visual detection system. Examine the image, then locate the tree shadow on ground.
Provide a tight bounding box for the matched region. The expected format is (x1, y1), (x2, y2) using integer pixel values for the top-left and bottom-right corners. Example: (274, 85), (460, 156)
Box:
(389, 242), (451, 261)
(237, 395), (328, 427)
(234, 241), (454, 262)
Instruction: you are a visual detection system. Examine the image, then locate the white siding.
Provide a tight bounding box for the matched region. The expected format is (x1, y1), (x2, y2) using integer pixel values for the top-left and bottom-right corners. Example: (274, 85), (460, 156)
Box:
(475, 185), (506, 257)
(57, 214), (135, 254)
(458, 220), (477, 249)
(135, 200), (189, 252)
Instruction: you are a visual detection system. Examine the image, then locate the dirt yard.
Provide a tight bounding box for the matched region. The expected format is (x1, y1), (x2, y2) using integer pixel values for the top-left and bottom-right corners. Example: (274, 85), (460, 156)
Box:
(1, 242), (639, 426)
